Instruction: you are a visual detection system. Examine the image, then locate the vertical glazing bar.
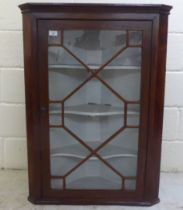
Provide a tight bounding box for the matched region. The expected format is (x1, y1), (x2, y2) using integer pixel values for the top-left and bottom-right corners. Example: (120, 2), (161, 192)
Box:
(63, 178), (66, 190)
(61, 30), (64, 46)
(122, 178), (125, 190)
(62, 101), (64, 126)
(126, 30), (129, 47)
(124, 102), (127, 127)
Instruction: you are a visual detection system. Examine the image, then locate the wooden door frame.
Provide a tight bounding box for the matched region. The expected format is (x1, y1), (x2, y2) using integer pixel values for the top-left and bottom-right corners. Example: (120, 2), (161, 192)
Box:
(38, 19), (152, 204)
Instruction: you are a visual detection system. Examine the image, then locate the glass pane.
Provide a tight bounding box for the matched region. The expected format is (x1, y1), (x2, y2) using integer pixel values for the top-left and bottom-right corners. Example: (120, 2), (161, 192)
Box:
(48, 30), (61, 45)
(129, 31), (142, 46)
(99, 48), (141, 101)
(48, 46), (90, 101)
(64, 78), (124, 148)
(49, 103), (62, 126)
(127, 104), (140, 126)
(48, 28), (142, 191)
(51, 179), (63, 190)
(50, 128), (90, 176)
(66, 156), (121, 189)
(98, 128), (138, 177)
(64, 30), (126, 69)
(125, 179), (136, 190)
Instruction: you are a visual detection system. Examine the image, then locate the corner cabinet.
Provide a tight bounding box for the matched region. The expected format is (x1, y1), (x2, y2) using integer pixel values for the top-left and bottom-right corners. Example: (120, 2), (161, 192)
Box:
(19, 3), (172, 206)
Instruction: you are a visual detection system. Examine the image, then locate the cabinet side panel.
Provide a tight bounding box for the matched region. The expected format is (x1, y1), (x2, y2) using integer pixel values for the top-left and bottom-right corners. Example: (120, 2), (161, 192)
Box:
(144, 14), (169, 202)
(22, 14), (42, 201)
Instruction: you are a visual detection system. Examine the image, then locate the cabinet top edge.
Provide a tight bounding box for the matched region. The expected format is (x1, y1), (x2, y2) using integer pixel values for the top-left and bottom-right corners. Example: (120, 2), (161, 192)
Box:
(19, 3), (172, 14)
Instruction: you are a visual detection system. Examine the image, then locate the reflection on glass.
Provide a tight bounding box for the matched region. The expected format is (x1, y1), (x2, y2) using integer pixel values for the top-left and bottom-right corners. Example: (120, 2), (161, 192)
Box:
(48, 29), (142, 190)
(48, 30), (61, 45)
(64, 30), (126, 69)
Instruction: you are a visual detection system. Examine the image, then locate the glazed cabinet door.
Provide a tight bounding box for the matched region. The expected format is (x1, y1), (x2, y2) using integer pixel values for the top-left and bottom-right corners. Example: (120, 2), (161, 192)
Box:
(38, 20), (152, 203)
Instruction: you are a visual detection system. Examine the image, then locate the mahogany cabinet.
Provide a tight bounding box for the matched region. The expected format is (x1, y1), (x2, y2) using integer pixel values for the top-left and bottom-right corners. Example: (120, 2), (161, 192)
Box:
(19, 3), (172, 206)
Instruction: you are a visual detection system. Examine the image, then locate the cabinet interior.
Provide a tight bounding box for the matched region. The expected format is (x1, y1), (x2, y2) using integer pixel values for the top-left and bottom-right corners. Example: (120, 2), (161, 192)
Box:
(48, 30), (141, 190)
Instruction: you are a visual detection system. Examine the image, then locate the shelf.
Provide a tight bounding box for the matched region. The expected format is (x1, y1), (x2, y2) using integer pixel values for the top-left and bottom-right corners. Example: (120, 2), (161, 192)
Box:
(51, 143), (137, 160)
(49, 103), (139, 117)
(66, 176), (121, 189)
(51, 143), (137, 178)
(49, 64), (140, 70)
(50, 142), (138, 177)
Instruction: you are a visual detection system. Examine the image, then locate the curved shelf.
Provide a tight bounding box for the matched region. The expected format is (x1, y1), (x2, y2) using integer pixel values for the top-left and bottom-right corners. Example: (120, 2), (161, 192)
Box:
(49, 103), (139, 117)
(49, 64), (140, 71)
(52, 153), (137, 159)
(66, 176), (121, 189)
(51, 143), (137, 160)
